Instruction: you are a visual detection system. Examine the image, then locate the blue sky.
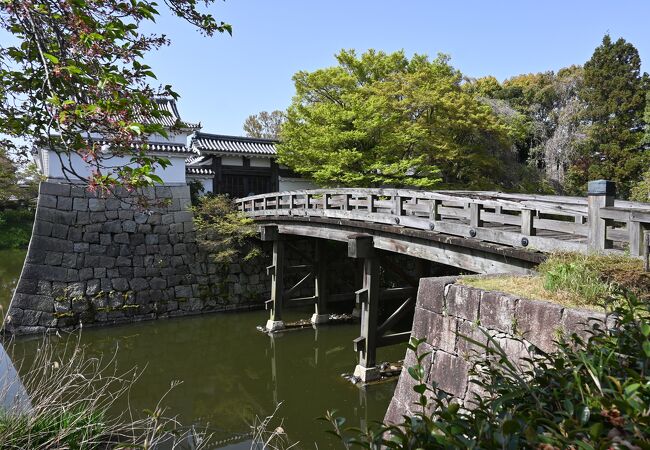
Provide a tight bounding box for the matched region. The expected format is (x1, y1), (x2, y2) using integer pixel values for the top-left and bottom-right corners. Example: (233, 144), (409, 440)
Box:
(143, 0), (650, 135)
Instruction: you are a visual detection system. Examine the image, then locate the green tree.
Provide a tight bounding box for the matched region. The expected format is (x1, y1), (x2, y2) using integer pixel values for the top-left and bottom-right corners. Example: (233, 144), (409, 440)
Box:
(0, 0), (231, 192)
(278, 50), (517, 189)
(568, 35), (649, 197)
(243, 110), (285, 140)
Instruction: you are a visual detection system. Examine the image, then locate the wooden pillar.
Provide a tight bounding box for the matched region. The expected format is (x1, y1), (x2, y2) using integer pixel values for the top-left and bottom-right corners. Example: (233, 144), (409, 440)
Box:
(587, 180), (615, 251)
(521, 209), (536, 236)
(311, 239), (329, 324)
(348, 234), (380, 382)
(469, 202), (483, 228)
(262, 225), (285, 331)
(211, 156), (222, 194)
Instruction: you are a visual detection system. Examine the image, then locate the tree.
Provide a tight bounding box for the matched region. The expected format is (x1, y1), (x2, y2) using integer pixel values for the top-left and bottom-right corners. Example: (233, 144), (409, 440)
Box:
(278, 49), (518, 189)
(0, 0), (231, 193)
(568, 35), (649, 197)
(243, 110), (285, 140)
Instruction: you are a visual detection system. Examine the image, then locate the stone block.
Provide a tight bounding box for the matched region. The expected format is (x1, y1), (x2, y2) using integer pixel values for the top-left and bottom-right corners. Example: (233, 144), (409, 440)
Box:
(14, 293), (53, 312)
(76, 211), (90, 225)
(411, 308), (456, 353)
(99, 233), (111, 245)
(67, 227), (82, 241)
(79, 267), (93, 281)
(94, 267), (106, 278)
(39, 207), (76, 225)
(145, 234), (159, 245)
(515, 299), (563, 353)
(102, 220), (122, 233)
(130, 233), (144, 246)
(446, 284), (481, 321)
(560, 308), (607, 341)
(73, 197), (88, 211)
(61, 253), (77, 268)
(118, 266), (133, 277)
(51, 223), (70, 240)
(88, 198), (105, 212)
(70, 185), (87, 198)
(114, 233), (129, 244)
(66, 269), (79, 282)
(479, 291), (517, 333)
(116, 256), (131, 267)
(40, 194), (58, 209)
(122, 220), (137, 233)
(456, 320), (489, 356)
(90, 212), (107, 223)
(161, 214), (174, 225)
(106, 210), (118, 220)
(111, 278), (129, 292)
(106, 198), (121, 210)
(118, 210), (134, 220)
(133, 267), (146, 277)
(89, 244), (106, 255)
(134, 212), (149, 224)
(99, 256), (116, 268)
(430, 351), (469, 398)
(83, 232), (100, 243)
(23, 263), (68, 282)
(34, 220), (53, 237)
(173, 243), (186, 255)
(417, 277), (458, 314)
(44, 252), (63, 266)
(174, 285), (192, 298)
(129, 278), (149, 291)
(57, 196), (73, 211)
(174, 211), (193, 223)
(41, 182), (71, 197)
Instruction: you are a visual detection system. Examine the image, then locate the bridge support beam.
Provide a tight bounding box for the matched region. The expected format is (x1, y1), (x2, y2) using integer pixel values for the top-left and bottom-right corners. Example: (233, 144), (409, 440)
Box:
(311, 239), (330, 324)
(349, 235), (381, 382)
(262, 225), (285, 332)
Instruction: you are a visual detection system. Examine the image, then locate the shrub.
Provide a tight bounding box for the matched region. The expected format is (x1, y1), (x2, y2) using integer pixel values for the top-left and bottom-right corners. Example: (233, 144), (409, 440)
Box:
(192, 194), (262, 267)
(324, 290), (650, 449)
(0, 207), (34, 249)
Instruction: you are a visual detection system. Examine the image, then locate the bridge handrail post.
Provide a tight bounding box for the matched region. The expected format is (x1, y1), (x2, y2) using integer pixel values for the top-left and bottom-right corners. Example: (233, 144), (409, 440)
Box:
(469, 202), (483, 228)
(305, 193), (312, 210)
(587, 180), (615, 251)
(521, 208), (536, 236)
(393, 195), (403, 217)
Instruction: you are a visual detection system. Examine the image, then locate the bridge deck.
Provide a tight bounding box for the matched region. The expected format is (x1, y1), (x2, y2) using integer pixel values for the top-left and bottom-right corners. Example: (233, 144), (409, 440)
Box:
(237, 187), (650, 259)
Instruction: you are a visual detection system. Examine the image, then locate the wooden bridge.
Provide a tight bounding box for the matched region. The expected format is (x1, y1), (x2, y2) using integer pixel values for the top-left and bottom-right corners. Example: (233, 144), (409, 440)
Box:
(236, 180), (650, 381)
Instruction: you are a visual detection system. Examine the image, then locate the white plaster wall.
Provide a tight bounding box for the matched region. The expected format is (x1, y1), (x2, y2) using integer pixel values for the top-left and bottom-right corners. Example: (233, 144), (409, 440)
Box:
(279, 177), (317, 191)
(222, 156), (243, 166)
(45, 151), (187, 184)
(250, 157), (271, 168)
(201, 178), (213, 194)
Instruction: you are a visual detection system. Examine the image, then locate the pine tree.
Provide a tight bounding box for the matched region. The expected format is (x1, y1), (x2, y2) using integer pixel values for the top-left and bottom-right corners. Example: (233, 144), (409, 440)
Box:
(570, 35), (649, 197)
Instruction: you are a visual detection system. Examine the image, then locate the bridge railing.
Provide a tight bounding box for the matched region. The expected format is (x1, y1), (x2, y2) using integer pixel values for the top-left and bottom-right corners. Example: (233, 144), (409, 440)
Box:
(235, 182), (650, 256)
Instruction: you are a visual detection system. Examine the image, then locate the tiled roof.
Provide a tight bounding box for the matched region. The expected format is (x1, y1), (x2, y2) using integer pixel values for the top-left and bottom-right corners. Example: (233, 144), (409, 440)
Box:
(192, 132), (277, 156)
(137, 97), (201, 130)
(94, 140), (194, 154)
(132, 141), (194, 154)
(186, 167), (215, 176)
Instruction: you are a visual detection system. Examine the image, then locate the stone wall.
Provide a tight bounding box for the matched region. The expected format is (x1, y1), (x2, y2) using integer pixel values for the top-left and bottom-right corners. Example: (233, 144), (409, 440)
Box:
(3, 182), (271, 335)
(384, 276), (607, 423)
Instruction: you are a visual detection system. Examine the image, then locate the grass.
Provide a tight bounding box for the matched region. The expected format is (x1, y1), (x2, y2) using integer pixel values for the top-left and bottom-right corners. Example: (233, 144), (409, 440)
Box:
(460, 252), (649, 310)
(1, 336), (213, 449)
(0, 207), (34, 249)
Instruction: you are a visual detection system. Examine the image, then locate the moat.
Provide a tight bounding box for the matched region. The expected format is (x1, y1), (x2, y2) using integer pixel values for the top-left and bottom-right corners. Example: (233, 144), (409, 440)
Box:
(0, 249), (403, 448)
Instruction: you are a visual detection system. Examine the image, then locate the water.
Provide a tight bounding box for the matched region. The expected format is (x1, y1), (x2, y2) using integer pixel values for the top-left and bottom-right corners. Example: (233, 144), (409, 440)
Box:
(0, 248), (27, 319)
(0, 251), (403, 448)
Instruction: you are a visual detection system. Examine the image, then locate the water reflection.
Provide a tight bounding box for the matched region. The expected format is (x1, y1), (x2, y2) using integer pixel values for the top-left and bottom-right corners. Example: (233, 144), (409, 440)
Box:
(11, 310), (402, 448)
(0, 248), (27, 317)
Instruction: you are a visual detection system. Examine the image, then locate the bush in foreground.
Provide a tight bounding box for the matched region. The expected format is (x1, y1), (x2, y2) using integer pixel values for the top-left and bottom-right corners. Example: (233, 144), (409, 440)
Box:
(325, 290), (650, 449)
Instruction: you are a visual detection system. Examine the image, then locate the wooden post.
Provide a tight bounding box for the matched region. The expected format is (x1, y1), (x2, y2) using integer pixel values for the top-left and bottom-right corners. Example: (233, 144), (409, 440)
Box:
(643, 231), (650, 272)
(261, 225), (285, 331)
(305, 193), (312, 210)
(587, 180), (615, 251)
(311, 239), (329, 324)
(469, 202), (483, 228)
(323, 193), (331, 210)
(348, 234), (380, 382)
(521, 209), (536, 236)
(628, 221), (648, 257)
(342, 193), (351, 211)
(289, 194), (296, 209)
(393, 195), (403, 216)
(429, 199), (441, 223)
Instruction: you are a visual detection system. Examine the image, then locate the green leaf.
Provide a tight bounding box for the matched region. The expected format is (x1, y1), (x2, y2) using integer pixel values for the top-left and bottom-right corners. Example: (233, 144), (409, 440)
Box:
(43, 53), (59, 64)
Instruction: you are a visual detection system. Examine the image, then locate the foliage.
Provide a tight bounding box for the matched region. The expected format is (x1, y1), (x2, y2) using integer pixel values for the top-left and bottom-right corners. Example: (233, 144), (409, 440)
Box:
(3, 336), (212, 448)
(243, 110), (286, 140)
(192, 194), (261, 266)
(567, 35), (649, 197)
(0, 207), (35, 249)
(462, 252), (648, 308)
(279, 49), (525, 190)
(0, 0), (230, 192)
(325, 291), (650, 449)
